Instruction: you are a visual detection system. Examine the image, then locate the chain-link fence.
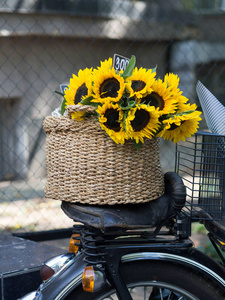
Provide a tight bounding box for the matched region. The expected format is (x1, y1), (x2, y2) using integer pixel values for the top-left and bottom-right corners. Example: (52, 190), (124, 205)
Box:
(1, 0), (225, 233)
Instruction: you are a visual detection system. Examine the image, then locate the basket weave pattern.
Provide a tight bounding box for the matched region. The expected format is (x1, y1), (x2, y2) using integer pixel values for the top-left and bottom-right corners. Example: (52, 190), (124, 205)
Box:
(43, 115), (165, 205)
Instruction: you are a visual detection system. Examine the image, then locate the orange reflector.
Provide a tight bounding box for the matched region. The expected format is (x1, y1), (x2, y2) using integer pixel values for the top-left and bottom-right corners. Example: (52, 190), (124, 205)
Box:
(69, 234), (80, 253)
(82, 266), (95, 292)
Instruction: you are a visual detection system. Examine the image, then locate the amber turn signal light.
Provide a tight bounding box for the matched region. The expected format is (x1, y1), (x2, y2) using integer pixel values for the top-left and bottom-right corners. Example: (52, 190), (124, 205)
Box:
(82, 266), (94, 292)
(82, 266), (106, 293)
(69, 233), (80, 253)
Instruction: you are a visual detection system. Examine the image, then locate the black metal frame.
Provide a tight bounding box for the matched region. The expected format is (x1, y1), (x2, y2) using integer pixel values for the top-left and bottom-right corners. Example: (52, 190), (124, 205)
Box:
(76, 222), (193, 300)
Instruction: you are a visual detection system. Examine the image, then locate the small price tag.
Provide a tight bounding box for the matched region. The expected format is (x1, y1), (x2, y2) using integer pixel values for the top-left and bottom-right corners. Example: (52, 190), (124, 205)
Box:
(60, 84), (69, 94)
(113, 54), (130, 72)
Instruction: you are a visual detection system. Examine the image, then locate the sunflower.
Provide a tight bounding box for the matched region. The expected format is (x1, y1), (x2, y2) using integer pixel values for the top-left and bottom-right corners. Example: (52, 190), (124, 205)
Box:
(158, 111), (202, 143)
(64, 68), (93, 106)
(126, 67), (156, 99)
(125, 104), (160, 144)
(98, 57), (113, 71)
(69, 111), (86, 121)
(164, 73), (181, 95)
(139, 79), (177, 115)
(92, 68), (125, 104)
(97, 57), (125, 76)
(177, 97), (195, 112)
(97, 102), (127, 144)
(164, 73), (191, 112)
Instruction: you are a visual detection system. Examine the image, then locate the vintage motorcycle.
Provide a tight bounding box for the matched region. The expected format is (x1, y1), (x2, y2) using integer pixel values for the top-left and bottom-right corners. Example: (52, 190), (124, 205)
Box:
(20, 131), (225, 300)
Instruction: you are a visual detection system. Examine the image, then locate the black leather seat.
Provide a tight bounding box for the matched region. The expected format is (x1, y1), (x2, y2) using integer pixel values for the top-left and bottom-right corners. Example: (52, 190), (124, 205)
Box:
(61, 172), (186, 231)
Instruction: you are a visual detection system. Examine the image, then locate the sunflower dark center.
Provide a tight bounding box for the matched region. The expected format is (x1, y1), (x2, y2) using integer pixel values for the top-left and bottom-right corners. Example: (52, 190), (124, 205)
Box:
(74, 83), (88, 104)
(104, 108), (121, 132)
(131, 109), (150, 132)
(141, 92), (164, 110)
(168, 120), (185, 131)
(100, 78), (120, 98)
(131, 80), (146, 92)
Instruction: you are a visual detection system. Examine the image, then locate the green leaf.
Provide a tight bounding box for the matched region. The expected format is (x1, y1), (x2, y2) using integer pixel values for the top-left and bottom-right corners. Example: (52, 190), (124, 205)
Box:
(80, 96), (94, 105)
(133, 140), (143, 151)
(122, 55), (136, 79)
(163, 110), (195, 120)
(61, 98), (66, 116)
(151, 65), (157, 73)
(120, 104), (131, 111)
(128, 100), (136, 107)
(80, 97), (101, 107)
(83, 112), (97, 119)
(89, 102), (101, 108)
(119, 99), (136, 110)
(177, 110), (195, 116)
(146, 65), (157, 74)
(55, 90), (65, 97)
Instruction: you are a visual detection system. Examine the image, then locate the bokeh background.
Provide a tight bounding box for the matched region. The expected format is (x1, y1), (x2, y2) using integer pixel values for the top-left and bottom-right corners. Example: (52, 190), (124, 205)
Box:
(1, 0), (225, 233)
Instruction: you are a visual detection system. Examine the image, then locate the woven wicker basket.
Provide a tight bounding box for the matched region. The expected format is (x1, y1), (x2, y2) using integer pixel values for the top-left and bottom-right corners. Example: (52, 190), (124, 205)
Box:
(43, 106), (165, 205)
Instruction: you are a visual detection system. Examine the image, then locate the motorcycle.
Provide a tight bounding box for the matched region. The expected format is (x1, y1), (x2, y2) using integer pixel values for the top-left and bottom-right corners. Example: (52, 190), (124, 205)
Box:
(20, 131), (225, 300)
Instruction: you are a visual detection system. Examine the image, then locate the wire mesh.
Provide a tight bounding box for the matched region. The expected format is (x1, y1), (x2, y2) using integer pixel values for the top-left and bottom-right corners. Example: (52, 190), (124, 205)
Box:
(196, 81), (225, 135)
(176, 131), (225, 220)
(1, 0), (225, 232)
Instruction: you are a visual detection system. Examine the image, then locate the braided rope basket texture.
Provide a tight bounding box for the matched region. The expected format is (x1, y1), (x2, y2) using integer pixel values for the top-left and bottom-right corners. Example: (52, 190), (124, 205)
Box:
(43, 106), (165, 205)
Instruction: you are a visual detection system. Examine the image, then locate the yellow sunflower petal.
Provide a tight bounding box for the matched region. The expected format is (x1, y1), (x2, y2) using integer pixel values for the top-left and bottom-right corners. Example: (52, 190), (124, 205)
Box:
(126, 67), (156, 99)
(97, 102), (127, 144)
(158, 111), (202, 143)
(64, 68), (93, 106)
(70, 111), (86, 121)
(125, 104), (160, 143)
(92, 68), (125, 104)
(141, 78), (178, 115)
(164, 73), (180, 94)
(97, 57), (113, 72)
(177, 101), (197, 113)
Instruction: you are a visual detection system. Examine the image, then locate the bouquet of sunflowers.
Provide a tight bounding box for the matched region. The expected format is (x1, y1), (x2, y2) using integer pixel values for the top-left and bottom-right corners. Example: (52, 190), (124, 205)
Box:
(58, 55), (201, 149)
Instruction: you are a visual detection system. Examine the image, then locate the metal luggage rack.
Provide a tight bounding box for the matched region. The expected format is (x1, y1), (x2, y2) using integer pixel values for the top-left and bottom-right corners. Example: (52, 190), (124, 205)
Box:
(175, 131), (225, 220)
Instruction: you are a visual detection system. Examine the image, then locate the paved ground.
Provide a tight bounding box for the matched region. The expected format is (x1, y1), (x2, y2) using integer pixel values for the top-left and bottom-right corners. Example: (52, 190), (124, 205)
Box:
(0, 197), (74, 232)
(0, 196), (73, 250)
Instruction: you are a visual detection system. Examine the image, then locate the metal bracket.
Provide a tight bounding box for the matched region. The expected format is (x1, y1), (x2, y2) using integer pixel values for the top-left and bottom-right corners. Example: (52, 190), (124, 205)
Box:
(176, 213), (191, 238)
(105, 248), (132, 300)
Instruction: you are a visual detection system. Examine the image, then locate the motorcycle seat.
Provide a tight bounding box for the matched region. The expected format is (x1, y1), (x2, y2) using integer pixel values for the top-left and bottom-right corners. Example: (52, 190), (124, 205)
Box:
(61, 172), (186, 231)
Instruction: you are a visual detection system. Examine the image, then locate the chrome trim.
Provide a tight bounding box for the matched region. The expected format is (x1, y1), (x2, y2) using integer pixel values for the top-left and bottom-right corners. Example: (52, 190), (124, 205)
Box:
(18, 291), (37, 300)
(38, 252), (85, 300)
(45, 253), (75, 271)
(122, 252), (225, 287)
(54, 273), (83, 300)
(42, 253), (76, 287)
